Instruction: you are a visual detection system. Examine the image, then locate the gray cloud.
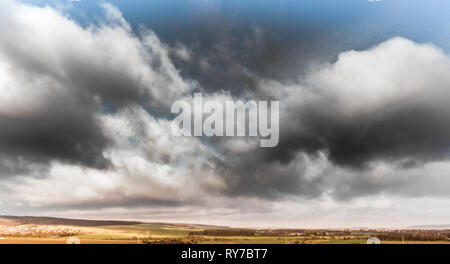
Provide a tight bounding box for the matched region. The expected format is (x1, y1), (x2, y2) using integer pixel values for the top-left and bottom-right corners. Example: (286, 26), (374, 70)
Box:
(207, 38), (450, 200)
(275, 38), (450, 168)
(0, 1), (191, 170)
(167, 23), (338, 98)
(0, 106), (109, 169)
(1, 1), (450, 227)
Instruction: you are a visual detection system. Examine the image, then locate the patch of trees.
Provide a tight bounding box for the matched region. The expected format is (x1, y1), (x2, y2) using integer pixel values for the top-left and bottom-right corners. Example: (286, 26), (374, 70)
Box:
(377, 232), (448, 241)
(189, 229), (255, 236)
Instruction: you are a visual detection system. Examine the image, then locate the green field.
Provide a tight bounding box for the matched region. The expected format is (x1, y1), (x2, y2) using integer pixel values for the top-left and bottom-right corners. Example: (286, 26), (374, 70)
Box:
(68, 224), (450, 244)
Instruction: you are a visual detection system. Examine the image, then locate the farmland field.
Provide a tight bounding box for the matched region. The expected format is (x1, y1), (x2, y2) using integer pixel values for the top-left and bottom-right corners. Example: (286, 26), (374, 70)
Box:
(0, 237), (138, 244)
(0, 219), (449, 244)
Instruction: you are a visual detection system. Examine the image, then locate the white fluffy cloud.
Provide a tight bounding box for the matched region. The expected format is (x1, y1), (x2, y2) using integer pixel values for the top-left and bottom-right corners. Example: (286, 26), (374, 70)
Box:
(0, 0), (191, 116)
(260, 37), (450, 116)
(308, 37), (450, 115)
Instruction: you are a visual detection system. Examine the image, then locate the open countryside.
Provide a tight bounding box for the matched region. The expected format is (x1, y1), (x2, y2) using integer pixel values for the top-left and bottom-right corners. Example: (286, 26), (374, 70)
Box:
(0, 216), (449, 244)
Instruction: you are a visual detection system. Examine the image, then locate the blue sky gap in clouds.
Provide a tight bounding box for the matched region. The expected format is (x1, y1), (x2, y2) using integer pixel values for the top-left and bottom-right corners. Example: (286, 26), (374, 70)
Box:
(21, 0), (450, 51)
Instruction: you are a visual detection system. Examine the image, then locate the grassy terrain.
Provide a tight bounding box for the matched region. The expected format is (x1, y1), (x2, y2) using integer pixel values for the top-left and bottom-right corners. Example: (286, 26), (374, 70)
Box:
(98, 224), (204, 237)
(1, 222), (449, 244)
(69, 224), (450, 244)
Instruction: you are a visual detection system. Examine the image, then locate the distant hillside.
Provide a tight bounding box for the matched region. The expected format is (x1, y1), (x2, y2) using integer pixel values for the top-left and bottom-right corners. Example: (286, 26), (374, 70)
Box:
(406, 224), (450, 230)
(0, 215), (142, 226)
(149, 222), (230, 229)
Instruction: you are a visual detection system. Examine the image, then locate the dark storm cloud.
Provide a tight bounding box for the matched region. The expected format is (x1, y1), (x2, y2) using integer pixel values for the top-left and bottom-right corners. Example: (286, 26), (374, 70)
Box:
(211, 101), (450, 199)
(0, 105), (109, 169)
(211, 151), (327, 199)
(167, 22), (341, 98)
(268, 103), (450, 169)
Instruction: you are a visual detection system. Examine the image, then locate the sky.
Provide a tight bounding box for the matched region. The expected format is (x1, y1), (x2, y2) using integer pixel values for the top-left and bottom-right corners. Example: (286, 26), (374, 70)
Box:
(0, 0), (450, 228)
